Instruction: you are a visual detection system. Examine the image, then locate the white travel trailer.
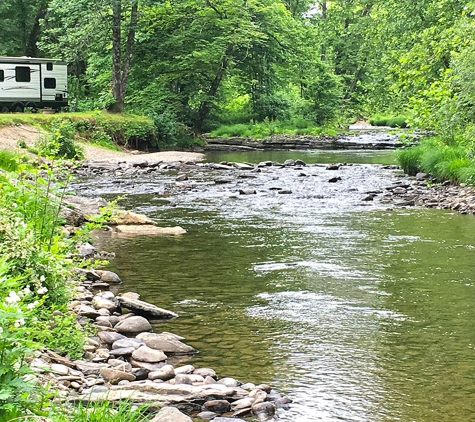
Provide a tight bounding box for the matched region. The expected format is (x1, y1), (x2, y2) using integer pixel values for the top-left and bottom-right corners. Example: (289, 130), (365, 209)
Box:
(0, 57), (68, 112)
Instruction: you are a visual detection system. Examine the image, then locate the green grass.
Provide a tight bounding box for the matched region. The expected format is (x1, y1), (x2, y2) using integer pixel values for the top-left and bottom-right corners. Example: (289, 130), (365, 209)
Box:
(396, 137), (475, 184)
(209, 118), (333, 138)
(370, 114), (409, 128)
(50, 400), (150, 422)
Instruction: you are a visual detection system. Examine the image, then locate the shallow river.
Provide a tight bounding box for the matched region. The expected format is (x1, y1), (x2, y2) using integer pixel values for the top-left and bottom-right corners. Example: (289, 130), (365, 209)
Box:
(75, 149), (475, 421)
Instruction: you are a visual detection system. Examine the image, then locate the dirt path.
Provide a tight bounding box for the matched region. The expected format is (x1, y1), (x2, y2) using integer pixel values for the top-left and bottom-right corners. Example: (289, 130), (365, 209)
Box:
(0, 124), (204, 163)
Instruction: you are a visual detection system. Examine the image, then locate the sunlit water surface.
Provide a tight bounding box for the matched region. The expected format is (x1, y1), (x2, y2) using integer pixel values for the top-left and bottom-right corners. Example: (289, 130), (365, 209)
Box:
(74, 149), (475, 421)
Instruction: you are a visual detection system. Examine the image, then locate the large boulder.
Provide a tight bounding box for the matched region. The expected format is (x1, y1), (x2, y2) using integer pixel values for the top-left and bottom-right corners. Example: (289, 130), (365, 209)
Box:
(117, 296), (178, 319)
(136, 332), (195, 355)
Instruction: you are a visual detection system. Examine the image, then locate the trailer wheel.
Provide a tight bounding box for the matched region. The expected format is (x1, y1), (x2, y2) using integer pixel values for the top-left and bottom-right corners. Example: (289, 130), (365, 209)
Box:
(13, 104), (24, 113)
(25, 102), (38, 113)
(0, 106), (9, 113)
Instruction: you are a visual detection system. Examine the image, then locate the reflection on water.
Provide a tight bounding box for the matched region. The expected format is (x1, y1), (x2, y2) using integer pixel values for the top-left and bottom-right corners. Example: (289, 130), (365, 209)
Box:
(83, 150), (475, 421)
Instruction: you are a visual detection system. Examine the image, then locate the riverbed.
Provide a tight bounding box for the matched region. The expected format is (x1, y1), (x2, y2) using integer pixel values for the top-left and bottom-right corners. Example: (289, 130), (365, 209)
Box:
(72, 148), (475, 421)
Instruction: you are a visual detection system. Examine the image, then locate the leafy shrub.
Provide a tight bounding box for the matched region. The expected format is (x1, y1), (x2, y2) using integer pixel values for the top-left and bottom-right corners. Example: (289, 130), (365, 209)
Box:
(36, 119), (84, 159)
(0, 150), (20, 171)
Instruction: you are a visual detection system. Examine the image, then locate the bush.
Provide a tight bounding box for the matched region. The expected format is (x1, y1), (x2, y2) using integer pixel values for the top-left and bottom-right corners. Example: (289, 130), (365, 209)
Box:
(36, 119), (84, 159)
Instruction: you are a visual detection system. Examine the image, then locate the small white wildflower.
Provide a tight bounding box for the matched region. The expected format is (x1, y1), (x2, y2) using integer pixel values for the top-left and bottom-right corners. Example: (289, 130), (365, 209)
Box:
(14, 318), (25, 328)
(12, 202), (17, 208)
(0, 327), (3, 333)
(39, 275), (46, 283)
(5, 291), (21, 304)
(37, 286), (48, 295)
(22, 285), (31, 295)
(26, 301), (38, 310)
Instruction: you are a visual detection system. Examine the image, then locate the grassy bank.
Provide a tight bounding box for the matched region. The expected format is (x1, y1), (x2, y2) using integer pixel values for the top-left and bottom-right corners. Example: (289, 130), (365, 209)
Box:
(0, 111), (157, 151)
(396, 137), (475, 184)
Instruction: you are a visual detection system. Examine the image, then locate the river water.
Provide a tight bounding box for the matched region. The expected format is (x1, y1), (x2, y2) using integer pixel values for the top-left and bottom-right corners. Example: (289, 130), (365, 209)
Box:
(75, 148), (475, 421)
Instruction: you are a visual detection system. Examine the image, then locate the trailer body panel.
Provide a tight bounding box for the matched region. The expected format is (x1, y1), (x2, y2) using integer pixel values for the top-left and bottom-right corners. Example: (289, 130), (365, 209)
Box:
(0, 57), (68, 110)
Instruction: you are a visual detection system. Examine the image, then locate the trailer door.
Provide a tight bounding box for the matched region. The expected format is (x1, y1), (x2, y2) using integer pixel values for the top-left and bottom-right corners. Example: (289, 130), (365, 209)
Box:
(41, 62), (67, 104)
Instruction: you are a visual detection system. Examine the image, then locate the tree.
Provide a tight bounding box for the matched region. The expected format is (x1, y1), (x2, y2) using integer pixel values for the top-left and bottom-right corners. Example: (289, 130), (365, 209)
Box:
(0, 0), (50, 56)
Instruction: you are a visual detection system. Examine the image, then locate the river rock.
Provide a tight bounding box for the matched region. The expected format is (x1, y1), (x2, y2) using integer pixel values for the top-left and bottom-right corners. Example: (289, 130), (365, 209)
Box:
(63, 195), (108, 217)
(196, 411), (217, 419)
(174, 374), (194, 385)
(78, 383), (248, 406)
(234, 163), (254, 170)
(78, 242), (97, 258)
(175, 364), (195, 375)
(100, 367), (136, 384)
(150, 406), (192, 422)
(95, 270), (122, 283)
(326, 164), (340, 170)
(278, 189), (292, 194)
(252, 401), (276, 420)
(203, 399), (231, 413)
(117, 296), (178, 319)
(109, 359), (132, 372)
(97, 331), (126, 344)
(217, 377), (240, 387)
(148, 364), (175, 381)
(112, 338), (145, 350)
(193, 368), (216, 379)
(111, 211), (156, 225)
(92, 296), (118, 312)
(115, 225), (186, 236)
(215, 178), (233, 184)
(239, 189), (256, 195)
(129, 359), (165, 372)
(114, 316), (152, 334)
(51, 363), (70, 376)
(136, 332), (195, 354)
(76, 304), (101, 319)
(108, 347), (137, 358)
(132, 345), (167, 363)
(74, 361), (109, 376)
(75, 268), (101, 281)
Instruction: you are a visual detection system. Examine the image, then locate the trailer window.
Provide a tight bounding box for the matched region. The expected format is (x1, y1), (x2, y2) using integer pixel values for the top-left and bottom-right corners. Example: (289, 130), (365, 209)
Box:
(46, 62), (53, 71)
(44, 78), (56, 89)
(0, 70), (3, 82)
(15, 67), (30, 82)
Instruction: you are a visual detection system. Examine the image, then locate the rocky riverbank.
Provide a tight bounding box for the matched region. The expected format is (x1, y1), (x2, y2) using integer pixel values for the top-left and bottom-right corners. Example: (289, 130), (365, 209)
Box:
(30, 251), (290, 421)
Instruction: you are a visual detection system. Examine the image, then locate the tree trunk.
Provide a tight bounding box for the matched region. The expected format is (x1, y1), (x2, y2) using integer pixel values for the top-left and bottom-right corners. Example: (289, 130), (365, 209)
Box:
(110, 0), (138, 113)
(193, 47), (232, 133)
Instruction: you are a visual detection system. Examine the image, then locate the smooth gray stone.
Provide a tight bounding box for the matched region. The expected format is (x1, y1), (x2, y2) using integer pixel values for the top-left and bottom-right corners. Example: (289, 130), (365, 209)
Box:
(136, 332), (195, 355)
